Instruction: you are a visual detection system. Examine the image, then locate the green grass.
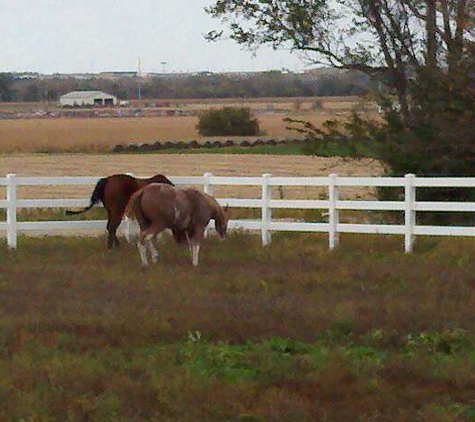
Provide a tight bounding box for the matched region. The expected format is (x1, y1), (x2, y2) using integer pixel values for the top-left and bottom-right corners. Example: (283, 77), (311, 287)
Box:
(2, 233), (475, 421)
(140, 143), (307, 156)
(121, 140), (378, 158)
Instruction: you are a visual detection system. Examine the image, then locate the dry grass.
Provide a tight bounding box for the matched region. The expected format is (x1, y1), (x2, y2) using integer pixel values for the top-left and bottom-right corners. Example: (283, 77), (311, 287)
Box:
(0, 96), (379, 153)
(1, 233), (475, 421)
(0, 153), (384, 200)
(0, 114), (338, 153)
(0, 96), (367, 113)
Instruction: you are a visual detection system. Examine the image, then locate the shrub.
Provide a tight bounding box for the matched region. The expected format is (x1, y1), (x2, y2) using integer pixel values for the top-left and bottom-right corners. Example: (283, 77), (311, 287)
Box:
(197, 107), (260, 136)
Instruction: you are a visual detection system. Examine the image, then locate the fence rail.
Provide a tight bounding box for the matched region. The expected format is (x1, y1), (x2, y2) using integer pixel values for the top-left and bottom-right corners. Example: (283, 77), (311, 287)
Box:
(2, 173), (475, 252)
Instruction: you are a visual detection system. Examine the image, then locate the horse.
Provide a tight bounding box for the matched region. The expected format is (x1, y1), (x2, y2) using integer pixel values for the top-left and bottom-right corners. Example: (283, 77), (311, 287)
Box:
(125, 183), (228, 266)
(66, 173), (174, 249)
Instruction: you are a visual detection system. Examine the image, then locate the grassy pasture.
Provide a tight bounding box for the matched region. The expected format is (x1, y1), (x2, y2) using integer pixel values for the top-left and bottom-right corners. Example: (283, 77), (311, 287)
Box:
(1, 233), (475, 421)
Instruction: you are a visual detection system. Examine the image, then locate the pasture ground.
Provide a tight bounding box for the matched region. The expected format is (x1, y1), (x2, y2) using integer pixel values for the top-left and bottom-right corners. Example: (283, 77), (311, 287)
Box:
(1, 233), (475, 421)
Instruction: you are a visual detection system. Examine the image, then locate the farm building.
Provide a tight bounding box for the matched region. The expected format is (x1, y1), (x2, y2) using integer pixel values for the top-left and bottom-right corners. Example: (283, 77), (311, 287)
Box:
(59, 91), (117, 107)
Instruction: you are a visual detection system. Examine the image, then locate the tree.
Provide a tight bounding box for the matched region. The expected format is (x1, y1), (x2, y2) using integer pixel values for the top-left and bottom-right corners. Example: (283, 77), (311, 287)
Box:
(0, 74), (15, 102)
(206, 0), (474, 122)
(23, 84), (41, 102)
(197, 107), (260, 136)
(207, 1), (475, 222)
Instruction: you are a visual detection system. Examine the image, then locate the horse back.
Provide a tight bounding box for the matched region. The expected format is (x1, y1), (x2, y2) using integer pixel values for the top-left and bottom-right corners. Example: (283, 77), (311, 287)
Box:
(102, 174), (141, 209)
(140, 184), (181, 226)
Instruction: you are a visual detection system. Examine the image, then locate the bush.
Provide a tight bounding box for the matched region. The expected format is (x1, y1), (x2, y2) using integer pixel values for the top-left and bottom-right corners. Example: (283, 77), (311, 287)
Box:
(197, 107), (260, 136)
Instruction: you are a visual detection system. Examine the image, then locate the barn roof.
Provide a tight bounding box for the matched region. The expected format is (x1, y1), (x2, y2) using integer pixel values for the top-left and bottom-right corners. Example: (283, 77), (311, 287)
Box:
(60, 90), (115, 99)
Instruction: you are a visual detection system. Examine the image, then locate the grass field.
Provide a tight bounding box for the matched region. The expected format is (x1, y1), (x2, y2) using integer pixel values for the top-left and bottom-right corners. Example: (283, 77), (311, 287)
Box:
(0, 96), (379, 153)
(0, 153), (384, 201)
(1, 233), (475, 421)
(0, 114), (328, 154)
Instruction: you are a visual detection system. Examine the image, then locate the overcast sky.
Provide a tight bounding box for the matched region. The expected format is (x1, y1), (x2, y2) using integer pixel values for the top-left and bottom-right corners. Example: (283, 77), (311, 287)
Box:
(0, 0), (309, 74)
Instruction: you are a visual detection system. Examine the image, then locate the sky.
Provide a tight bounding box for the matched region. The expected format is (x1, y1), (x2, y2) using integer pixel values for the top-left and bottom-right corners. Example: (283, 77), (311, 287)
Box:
(0, 0), (310, 74)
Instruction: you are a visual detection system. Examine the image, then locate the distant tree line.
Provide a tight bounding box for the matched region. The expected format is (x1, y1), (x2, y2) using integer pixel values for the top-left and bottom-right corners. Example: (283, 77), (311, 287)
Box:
(0, 70), (370, 102)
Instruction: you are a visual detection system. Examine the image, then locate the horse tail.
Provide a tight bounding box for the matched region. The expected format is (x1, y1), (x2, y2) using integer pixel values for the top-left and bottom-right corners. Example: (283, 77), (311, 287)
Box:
(125, 188), (146, 220)
(65, 177), (108, 216)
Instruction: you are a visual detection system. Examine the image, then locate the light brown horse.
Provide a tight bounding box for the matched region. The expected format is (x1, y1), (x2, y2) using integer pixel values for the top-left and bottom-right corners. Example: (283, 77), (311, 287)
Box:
(66, 173), (173, 248)
(125, 183), (228, 266)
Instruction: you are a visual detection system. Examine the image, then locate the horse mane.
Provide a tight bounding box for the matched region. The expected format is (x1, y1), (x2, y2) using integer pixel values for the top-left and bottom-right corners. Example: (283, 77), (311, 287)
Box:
(203, 193), (225, 223)
(150, 174), (174, 186)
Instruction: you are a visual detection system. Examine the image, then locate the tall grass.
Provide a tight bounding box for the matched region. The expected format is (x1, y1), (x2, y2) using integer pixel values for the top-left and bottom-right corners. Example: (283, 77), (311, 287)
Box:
(1, 233), (475, 420)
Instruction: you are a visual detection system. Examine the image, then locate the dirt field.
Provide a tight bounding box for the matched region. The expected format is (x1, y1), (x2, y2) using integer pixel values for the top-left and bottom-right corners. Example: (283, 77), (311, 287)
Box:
(0, 153), (384, 200)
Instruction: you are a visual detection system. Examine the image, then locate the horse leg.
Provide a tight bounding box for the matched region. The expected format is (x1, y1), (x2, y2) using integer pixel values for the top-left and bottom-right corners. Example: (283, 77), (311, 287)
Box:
(192, 243), (200, 267)
(155, 231), (165, 244)
(185, 232), (198, 266)
(124, 216), (133, 243)
(105, 209), (115, 249)
(107, 212), (122, 249)
(185, 232), (193, 255)
(109, 203), (127, 248)
(137, 223), (165, 266)
(189, 228), (205, 267)
(146, 234), (159, 263)
(137, 239), (149, 266)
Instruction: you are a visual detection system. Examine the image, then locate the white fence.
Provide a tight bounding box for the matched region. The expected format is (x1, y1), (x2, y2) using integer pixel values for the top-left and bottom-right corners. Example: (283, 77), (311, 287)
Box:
(2, 173), (475, 252)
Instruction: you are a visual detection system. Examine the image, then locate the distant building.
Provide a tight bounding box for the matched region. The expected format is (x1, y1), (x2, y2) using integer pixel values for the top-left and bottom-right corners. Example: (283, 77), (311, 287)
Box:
(59, 91), (117, 107)
(99, 71), (138, 80)
(12, 72), (40, 80)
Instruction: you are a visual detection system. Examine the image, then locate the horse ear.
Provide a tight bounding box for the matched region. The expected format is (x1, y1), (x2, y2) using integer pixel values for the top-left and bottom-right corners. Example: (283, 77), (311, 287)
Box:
(224, 204), (229, 213)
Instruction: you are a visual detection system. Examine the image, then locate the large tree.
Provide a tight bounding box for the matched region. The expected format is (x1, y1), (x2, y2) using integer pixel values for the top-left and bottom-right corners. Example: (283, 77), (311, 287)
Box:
(206, 1), (475, 220)
(206, 0), (474, 122)
(0, 73), (15, 102)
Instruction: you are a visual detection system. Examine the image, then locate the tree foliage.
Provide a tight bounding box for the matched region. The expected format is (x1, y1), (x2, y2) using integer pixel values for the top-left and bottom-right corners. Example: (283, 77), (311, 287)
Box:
(0, 74), (15, 102)
(207, 0), (475, 220)
(206, 0), (474, 121)
(6, 71), (368, 102)
(197, 107), (260, 136)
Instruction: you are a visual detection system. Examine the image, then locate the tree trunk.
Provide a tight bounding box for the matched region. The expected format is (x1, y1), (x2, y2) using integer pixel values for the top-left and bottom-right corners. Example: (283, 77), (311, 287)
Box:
(426, 0), (437, 69)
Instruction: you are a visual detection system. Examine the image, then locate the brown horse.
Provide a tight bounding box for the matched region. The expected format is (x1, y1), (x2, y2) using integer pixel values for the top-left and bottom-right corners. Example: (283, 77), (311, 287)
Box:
(66, 174), (173, 248)
(125, 183), (228, 266)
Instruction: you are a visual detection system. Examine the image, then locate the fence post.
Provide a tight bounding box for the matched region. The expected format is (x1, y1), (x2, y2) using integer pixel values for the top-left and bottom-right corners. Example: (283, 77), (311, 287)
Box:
(203, 172), (213, 237)
(328, 173), (339, 250)
(6, 173), (18, 249)
(261, 173), (272, 246)
(404, 173), (416, 253)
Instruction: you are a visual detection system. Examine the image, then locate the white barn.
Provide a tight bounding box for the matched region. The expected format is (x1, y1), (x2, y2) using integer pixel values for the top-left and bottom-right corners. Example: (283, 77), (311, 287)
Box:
(59, 91), (117, 107)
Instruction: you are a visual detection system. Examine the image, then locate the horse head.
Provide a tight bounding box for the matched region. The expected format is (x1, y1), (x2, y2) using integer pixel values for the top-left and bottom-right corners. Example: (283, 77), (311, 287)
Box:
(215, 204), (229, 239)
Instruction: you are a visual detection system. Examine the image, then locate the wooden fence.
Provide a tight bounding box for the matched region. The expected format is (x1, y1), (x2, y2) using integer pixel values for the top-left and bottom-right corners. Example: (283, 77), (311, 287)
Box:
(2, 173), (475, 251)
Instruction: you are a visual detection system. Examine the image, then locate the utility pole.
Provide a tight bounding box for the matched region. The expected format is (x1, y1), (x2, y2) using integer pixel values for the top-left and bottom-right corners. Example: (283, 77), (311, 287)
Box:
(137, 58), (142, 101)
